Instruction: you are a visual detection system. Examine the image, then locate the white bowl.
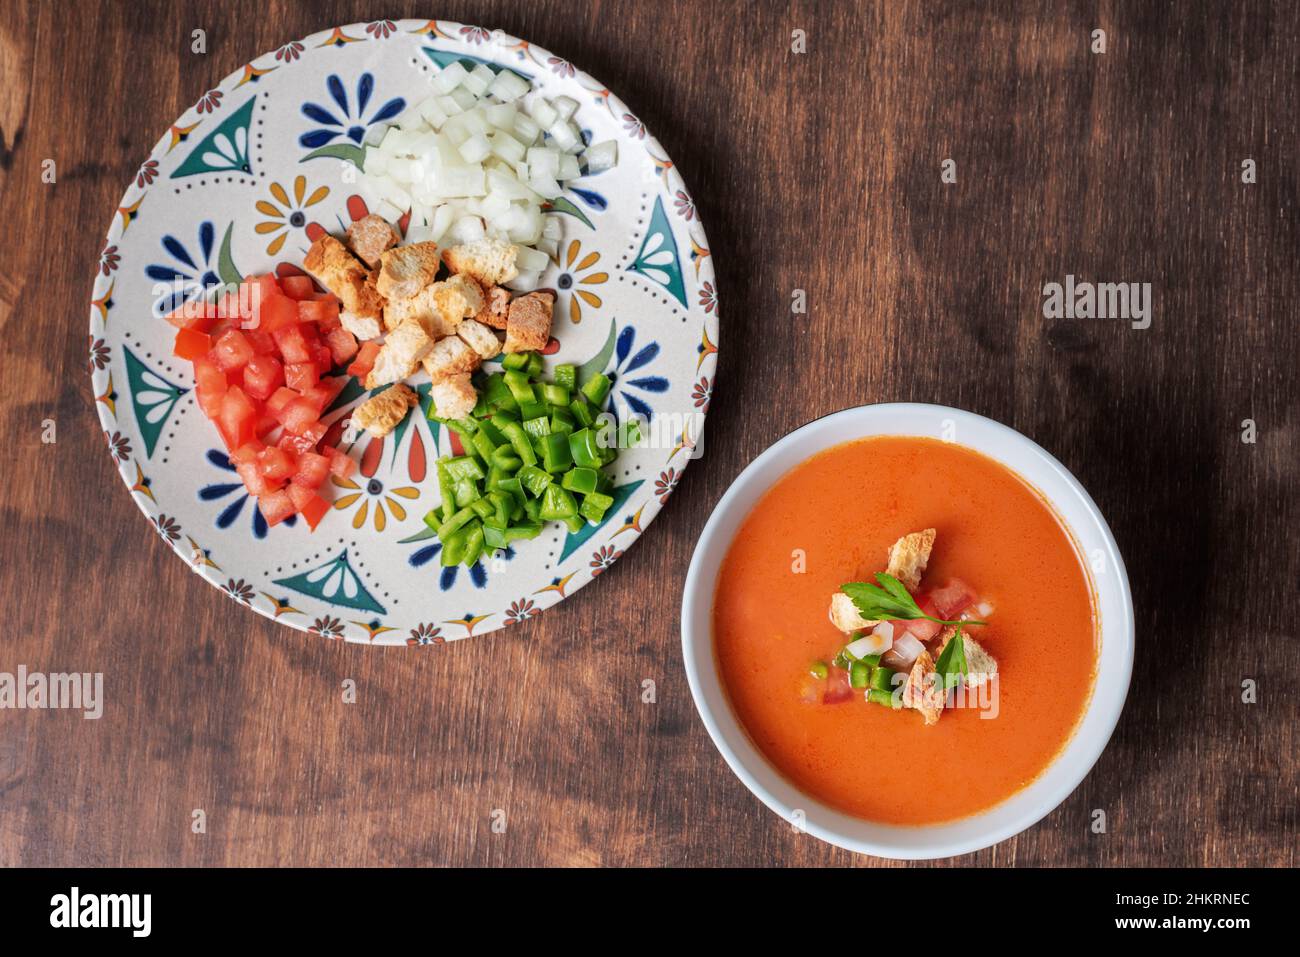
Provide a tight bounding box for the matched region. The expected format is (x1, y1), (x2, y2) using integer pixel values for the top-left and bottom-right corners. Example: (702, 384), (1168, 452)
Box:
(680, 403), (1134, 859)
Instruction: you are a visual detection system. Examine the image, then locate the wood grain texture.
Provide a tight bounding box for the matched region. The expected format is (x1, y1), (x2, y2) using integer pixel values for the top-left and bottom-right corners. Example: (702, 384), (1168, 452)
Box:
(0, 0), (1295, 867)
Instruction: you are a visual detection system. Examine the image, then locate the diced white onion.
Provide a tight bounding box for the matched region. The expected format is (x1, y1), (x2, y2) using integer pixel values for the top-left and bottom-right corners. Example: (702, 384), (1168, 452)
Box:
(529, 98), (558, 128)
(490, 132), (525, 164)
(484, 103), (516, 129)
(846, 633), (890, 659)
(556, 153), (580, 182)
(551, 95), (578, 121)
(513, 114), (541, 143)
(489, 70), (530, 103)
(547, 118), (578, 151)
(882, 633), (925, 672)
(433, 61), (469, 94)
(504, 269), (540, 291)
(457, 133), (491, 164)
(358, 68), (616, 290)
(462, 64), (495, 97)
(514, 244), (550, 273)
(582, 140), (617, 173)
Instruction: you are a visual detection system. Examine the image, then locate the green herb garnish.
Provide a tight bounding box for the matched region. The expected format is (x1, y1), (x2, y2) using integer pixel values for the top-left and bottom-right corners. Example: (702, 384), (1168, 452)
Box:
(841, 573), (987, 628)
(934, 622), (969, 688)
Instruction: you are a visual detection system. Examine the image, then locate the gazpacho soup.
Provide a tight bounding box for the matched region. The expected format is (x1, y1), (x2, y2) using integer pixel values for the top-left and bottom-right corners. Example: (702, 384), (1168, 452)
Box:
(712, 436), (1098, 825)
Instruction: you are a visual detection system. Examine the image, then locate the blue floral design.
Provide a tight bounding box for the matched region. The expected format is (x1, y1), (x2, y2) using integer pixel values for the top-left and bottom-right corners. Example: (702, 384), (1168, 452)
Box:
(199, 449), (297, 538)
(408, 543), (515, 591)
(299, 73), (405, 149)
(609, 326), (668, 421)
(145, 222), (221, 318)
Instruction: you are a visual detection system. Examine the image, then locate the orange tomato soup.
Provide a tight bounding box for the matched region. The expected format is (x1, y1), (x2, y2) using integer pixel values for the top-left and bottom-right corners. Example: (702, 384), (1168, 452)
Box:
(713, 437), (1097, 825)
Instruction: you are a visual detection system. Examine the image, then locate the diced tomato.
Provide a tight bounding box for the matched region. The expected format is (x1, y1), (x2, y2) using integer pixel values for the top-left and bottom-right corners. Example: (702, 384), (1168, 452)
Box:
(265, 386), (298, 419)
(299, 376), (345, 414)
(218, 386), (258, 449)
(822, 668), (853, 705)
(256, 292), (300, 334)
(244, 329), (276, 355)
(292, 451), (331, 489)
(242, 354), (284, 401)
(165, 299), (217, 331)
(279, 397), (321, 436)
(347, 340), (381, 379)
(272, 324), (313, 364)
(256, 446), (297, 482)
(310, 340), (334, 373)
(235, 462), (276, 496)
(902, 618), (943, 641)
(173, 328), (211, 361)
(324, 326), (359, 365)
(899, 595), (944, 641)
(325, 446), (356, 479)
(245, 274), (281, 307)
(193, 356), (229, 418)
(207, 317), (240, 344)
(284, 361), (319, 392)
(229, 441), (264, 466)
(215, 288), (247, 321)
(297, 298), (340, 325)
(287, 482), (329, 529)
(277, 422), (327, 455)
(212, 329), (255, 372)
(929, 579), (976, 620)
(280, 275), (316, 300)
(254, 413), (279, 439)
(257, 489), (296, 527)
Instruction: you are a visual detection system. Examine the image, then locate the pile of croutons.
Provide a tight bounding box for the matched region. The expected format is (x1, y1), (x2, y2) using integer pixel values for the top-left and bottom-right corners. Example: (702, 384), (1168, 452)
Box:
(302, 215), (554, 439)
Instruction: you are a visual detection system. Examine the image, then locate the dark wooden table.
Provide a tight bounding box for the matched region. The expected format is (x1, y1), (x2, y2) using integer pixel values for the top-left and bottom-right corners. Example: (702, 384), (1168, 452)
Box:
(1, 0), (1295, 867)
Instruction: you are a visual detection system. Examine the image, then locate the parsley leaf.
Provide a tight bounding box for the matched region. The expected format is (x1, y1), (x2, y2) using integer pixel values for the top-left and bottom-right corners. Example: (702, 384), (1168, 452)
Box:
(934, 623), (969, 688)
(841, 575), (918, 621)
(841, 573), (987, 627)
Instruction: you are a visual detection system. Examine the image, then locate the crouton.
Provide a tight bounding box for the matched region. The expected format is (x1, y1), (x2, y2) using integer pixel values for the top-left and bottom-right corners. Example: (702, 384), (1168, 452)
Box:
(376, 242), (441, 300)
(346, 214), (400, 268)
(475, 284), (512, 330)
(364, 318), (434, 390)
(829, 592), (877, 634)
(457, 318), (503, 360)
(429, 373), (477, 420)
(350, 383), (417, 438)
(885, 528), (936, 591)
(503, 291), (554, 353)
(442, 238), (519, 286)
(902, 650), (943, 725)
(421, 334), (481, 380)
(383, 285), (459, 338)
(303, 235), (380, 320)
(339, 310), (382, 341)
(432, 274), (485, 330)
(936, 627), (999, 690)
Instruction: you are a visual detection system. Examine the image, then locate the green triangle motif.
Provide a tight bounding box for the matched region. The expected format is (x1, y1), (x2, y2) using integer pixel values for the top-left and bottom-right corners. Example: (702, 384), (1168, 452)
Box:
(421, 48), (531, 81)
(122, 346), (187, 458)
(272, 550), (386, 614)
(172, 97), (257, 178)
(627, 195), (687, 307)
(558, 480), (643, 562)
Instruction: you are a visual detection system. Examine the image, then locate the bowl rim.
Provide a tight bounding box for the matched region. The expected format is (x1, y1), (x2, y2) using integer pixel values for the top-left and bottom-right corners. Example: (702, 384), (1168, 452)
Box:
(680, 402), (1134, 859)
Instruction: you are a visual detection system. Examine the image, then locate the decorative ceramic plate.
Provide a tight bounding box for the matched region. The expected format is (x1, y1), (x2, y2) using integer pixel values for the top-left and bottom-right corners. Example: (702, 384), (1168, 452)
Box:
(89, 19), (718, 645)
